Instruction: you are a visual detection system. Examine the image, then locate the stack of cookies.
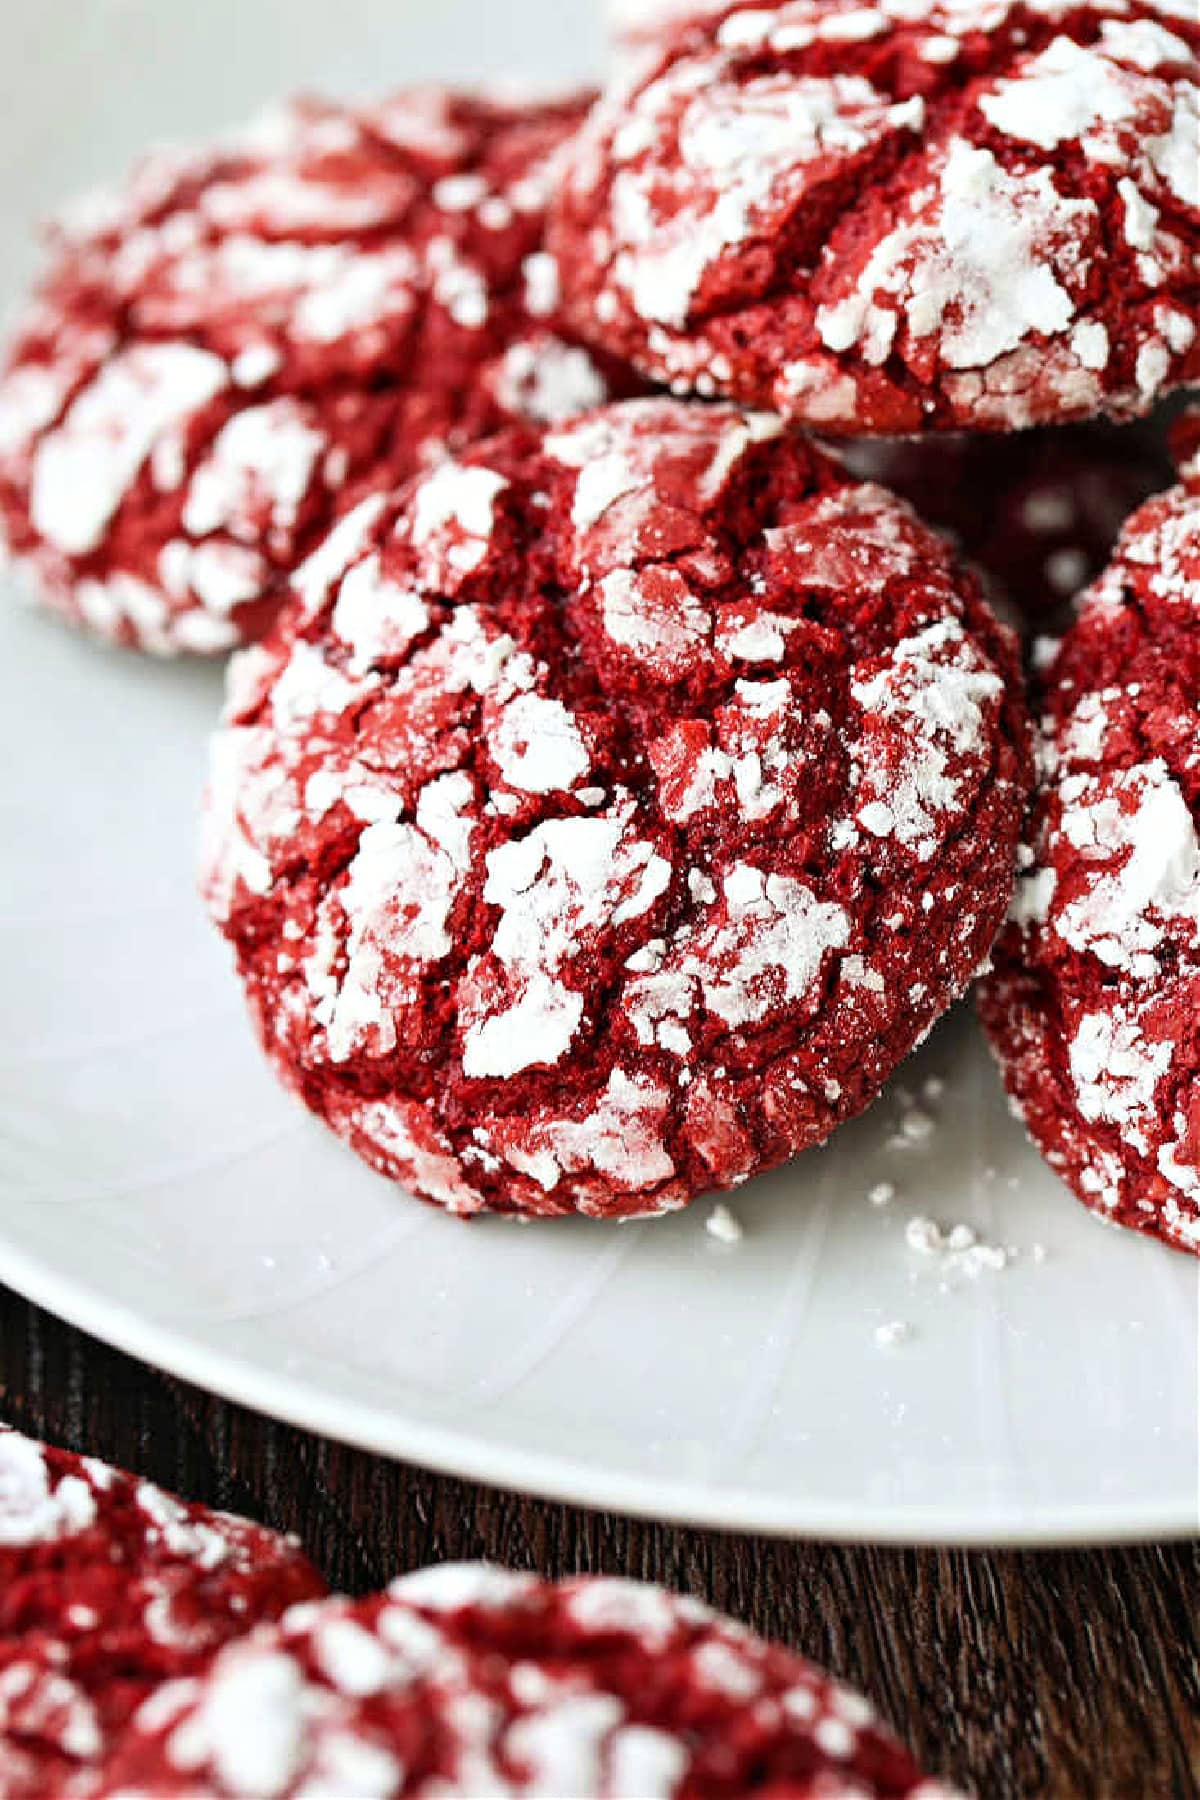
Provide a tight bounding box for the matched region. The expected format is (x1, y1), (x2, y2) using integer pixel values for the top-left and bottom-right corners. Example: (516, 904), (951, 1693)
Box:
(1, 0), (1196, 1258)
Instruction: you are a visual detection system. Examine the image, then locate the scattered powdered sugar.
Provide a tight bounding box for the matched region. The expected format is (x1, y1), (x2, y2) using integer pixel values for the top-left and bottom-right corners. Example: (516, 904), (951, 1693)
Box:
(904, 1215), (1015, 1279)
(893, 1106), (935, 1146)
(705, 1202), (744, 1244)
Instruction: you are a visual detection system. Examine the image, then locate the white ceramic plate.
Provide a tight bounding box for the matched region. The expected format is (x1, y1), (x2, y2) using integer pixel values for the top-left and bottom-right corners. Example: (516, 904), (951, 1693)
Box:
(1, 0), (1197, 1546)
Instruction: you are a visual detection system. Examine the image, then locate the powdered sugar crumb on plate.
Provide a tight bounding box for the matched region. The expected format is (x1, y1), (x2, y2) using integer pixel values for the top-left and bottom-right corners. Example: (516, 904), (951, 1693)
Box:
(705, 1202), (743, 1244)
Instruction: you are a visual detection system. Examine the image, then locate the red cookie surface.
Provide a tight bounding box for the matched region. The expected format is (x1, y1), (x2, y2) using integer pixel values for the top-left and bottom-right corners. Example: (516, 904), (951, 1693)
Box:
(0, 88), (631, 655)
(91, 1563), (958, 1797)
(833, 419), (1174, 626)
(553, 0), (1200, 434)
(979, 469), (1200, 1254)
(201, 396), (1029, 1220)
(0, 1427), (325, 1797)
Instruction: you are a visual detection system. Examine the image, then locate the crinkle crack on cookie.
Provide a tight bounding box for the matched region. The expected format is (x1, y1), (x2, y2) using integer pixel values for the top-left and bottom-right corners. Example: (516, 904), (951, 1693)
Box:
(554, 0), (1200, 433)
(0, 1426), (325, 1798)
(92, 1562), (960, 1797)
(0, 88), (631, 654)
(202, 397), (1030, 1219)
(980, 466), (1200, 1254)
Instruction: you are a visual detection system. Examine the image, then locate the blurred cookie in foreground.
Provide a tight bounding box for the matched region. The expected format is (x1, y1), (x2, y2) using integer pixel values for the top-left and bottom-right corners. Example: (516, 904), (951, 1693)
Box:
(92, 1562), (960, 1796)
(0, 1425), (325, 1797)
(0, 88), (632, 654)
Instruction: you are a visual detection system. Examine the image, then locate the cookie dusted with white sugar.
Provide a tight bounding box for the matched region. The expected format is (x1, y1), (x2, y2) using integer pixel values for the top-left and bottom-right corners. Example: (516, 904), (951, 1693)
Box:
(0, 1427), (325, 1798)
(979, 467), (1200, 1254)
(91, 1563), (960, 1797)
(200, 397), (1029, 1220)
(553, 0), (1200, 435)
(0, 88), (632, 655)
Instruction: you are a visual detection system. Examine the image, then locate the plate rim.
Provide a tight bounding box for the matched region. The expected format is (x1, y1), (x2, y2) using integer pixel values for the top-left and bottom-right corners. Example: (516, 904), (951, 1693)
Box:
(2, 1232), (1196, 1549)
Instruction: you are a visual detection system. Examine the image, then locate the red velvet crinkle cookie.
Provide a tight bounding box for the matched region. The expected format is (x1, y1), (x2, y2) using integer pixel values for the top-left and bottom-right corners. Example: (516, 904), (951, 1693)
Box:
(834, 419), (1174, 625)
(979, 471), (1200, 1254)
(0, 88), (629, 655)
(201, 397), (1030, 1220)
(91, 1563), (959, 1797)
(553, 0), (1200, 434)
(0, 1426), (325, 1798)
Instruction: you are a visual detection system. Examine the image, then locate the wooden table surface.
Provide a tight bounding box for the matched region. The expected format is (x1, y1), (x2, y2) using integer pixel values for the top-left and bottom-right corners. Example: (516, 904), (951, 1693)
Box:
(1, 1286), (1196, 1799)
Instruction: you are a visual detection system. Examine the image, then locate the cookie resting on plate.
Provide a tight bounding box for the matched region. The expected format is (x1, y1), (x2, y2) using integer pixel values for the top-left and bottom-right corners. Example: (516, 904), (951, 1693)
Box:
(0, 87), (631, 655)
(833, 419), (1174, 627)
(979, 466), (1200, 1254)
(0, 1426), (325, 1798)
(201, 396), (1030, 1220)
(90, 1562), (959, 1797)
(553, 0), (1200, 434)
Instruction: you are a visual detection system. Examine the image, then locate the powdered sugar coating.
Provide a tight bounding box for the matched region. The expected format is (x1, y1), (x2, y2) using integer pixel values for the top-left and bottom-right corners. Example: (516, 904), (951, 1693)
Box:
(980, 470), (1200, 1254)
(92, 1562), (958, 1797)
(0, 88), (631, 654)
(0, 1427), (325, 1797)
(554, 0), (1200, 433)
(201, 397), (1029, 1219)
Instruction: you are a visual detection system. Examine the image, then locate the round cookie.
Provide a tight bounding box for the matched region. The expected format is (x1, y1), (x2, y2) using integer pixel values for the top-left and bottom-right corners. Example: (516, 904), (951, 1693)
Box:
(0, 88), (629, 655)
(0, 1427), (325, 1797)
(553, 0), (1200, 434)
(834, 419), (1175, 627)
(92, 1563), (958, 1797)
(201, 396), (1030, 1220)
(979, 470), (1200, 1254)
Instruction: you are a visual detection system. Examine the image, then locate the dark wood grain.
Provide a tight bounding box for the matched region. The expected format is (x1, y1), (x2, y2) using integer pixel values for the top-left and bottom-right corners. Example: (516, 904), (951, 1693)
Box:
(1, 1285), (1196, 1798)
